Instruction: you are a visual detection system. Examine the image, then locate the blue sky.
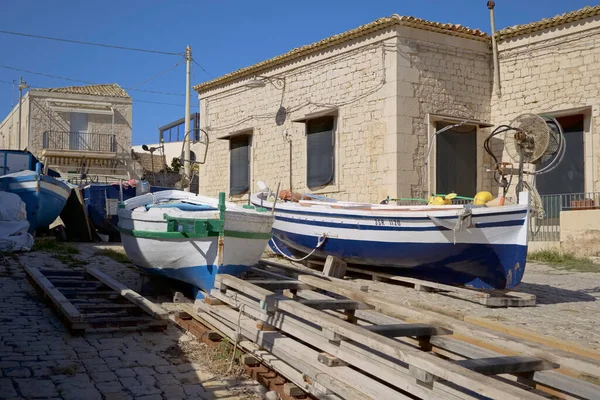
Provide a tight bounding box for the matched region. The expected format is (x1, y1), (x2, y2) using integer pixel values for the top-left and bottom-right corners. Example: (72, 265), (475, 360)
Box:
(0, 0), (593, 145)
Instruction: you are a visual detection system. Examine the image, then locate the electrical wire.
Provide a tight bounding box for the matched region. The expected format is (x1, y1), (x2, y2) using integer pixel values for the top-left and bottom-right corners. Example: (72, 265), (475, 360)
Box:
(134, 99), (199, 108)
(128, 60), (185, 90)
(0, 79), (15, 85)
(0, 29), (182, 56)
(192, 58), (213, 78)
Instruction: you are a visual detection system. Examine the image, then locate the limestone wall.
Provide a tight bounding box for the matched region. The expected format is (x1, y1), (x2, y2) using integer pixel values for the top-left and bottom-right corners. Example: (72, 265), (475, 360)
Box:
(492, 17), (600, 194)
(197, 26), (491, 203)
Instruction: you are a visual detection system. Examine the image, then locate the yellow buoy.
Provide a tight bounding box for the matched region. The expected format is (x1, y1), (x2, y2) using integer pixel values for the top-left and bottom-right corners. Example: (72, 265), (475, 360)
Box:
(444, 193), (456, 205)
(474, 191), (494, 205)
(432, 196), (446, 206)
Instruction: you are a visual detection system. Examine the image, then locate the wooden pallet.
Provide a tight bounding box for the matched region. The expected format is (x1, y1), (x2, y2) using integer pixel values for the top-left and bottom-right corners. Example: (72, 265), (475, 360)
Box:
(25, 266), (169, 334)
(187, 261), (600, 400)
(304, 259), (536, 307)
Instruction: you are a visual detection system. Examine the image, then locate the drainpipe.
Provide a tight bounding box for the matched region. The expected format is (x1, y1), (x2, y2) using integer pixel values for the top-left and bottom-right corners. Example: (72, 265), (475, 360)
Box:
(488, 1), (501, 97)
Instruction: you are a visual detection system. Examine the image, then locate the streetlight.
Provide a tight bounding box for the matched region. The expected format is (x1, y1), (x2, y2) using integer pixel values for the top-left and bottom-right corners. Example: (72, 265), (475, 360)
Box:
(245, 75), (285, 90)
(141, 144), (159, 185)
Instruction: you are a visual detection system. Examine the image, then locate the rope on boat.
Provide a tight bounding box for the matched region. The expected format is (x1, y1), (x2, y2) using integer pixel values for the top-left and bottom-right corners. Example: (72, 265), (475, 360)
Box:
(227, 302), (245, 374)
(270, 235), (327, 262)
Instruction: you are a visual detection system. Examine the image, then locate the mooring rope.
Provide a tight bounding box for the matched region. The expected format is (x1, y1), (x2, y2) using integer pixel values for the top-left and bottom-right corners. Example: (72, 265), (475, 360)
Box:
(270, 235), (327, 262)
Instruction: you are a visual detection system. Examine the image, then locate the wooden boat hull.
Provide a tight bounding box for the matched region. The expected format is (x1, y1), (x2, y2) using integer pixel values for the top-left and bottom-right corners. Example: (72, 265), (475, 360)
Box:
(118, 190), (274, 295)
(0, 171), (71, 232)
(253, 193), (530, 290)
(83, 183), (171, 237)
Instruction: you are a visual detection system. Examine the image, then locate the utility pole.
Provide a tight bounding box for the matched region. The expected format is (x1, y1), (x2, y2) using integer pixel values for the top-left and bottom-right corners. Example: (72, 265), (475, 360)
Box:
(183, 45), (192, 192)
(17, 77), (29, 150)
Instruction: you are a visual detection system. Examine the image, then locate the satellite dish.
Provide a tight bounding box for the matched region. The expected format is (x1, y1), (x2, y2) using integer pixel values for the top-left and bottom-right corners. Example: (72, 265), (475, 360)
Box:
(257, 181), (268, 192)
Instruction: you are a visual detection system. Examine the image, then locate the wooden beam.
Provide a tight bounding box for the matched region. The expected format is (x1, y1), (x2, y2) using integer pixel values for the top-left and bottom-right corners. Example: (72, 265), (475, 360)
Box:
(209, 287), (479, 400)
(85, 267), (168, 320)
(199, 302), (414, 400)
(455, 356), (558, 376)
(25, 266), (82, 322)
(245, 279), (312, 291)
(323, 256), (347, 278)
(298, 299), (371, 311)
(318, 353), (348, 367)
(216, 275), (544, 400)
(295, 273), (600, 379)
(363, 323), (450, 337)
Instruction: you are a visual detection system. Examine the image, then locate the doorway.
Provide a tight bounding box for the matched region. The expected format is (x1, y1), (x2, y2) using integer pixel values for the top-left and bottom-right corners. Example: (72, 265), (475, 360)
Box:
(69, 113), (89, 150)
(435, 122), (477, 197)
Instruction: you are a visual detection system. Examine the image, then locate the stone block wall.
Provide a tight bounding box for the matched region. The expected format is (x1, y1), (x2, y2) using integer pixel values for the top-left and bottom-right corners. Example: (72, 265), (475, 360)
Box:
(198, 29), (398, 204)
(492, 17), (600, 195)
(27, 93), (132, 157)
(197, 26), (492, 203)
(400, 28), (492, 197)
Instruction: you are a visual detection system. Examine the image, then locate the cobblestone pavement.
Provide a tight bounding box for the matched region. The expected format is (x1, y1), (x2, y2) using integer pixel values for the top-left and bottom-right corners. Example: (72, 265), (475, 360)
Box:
(0, 245), (260, 400)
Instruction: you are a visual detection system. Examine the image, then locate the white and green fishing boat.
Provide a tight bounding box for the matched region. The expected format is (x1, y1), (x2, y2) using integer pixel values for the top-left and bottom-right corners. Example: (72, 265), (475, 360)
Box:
(117, 190), (274, 298)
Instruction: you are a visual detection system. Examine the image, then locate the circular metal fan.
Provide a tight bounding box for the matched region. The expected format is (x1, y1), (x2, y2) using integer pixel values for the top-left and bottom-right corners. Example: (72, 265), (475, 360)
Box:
(504, 113), (552, 164)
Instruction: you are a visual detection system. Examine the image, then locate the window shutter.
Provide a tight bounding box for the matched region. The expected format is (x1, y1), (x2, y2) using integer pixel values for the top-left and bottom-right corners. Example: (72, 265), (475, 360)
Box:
(307, 117), (334, 189)
(230, 136), (250, 195)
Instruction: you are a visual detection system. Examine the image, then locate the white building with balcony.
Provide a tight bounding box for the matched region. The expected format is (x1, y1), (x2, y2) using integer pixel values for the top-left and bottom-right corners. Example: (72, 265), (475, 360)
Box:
(0, 83), (133, 181)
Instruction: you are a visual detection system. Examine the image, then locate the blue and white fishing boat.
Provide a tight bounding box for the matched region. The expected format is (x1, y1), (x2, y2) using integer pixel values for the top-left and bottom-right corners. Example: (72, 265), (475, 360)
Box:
(251, 189), (530, 290)
(82, 181), (170, 238)
(118, 190), (274, 297)
(0, 165), (72, 233)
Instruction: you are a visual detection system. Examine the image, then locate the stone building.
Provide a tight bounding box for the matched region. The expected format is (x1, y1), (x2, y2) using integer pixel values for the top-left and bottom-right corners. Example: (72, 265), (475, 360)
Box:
(0, 83), (133, 181)
(191, 6), (599, 208)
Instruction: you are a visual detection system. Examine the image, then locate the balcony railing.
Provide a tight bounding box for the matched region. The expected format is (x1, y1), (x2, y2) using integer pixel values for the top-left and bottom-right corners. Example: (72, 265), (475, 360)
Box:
(531, 192), (600, 242)
(42, 131), (116, 153)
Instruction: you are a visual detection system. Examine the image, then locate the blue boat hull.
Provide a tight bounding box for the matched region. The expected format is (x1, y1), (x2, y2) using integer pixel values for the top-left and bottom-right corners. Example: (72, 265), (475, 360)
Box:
(271, 230), (526, 290)
(136, 264), (249, 299)
(83, 184), (170, 236)
(0, 172), (71, 233)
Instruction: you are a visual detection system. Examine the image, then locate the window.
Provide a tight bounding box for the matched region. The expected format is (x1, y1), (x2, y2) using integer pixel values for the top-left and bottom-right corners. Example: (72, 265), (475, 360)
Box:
(159, 113), (200, 143)
(229, 136), (250, 195)
(306, 116), (335, 189)
(435, 122), (477, 197)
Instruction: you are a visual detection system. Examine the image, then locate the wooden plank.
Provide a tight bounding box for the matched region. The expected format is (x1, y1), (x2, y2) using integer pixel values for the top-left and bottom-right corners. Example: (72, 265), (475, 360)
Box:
(429, 337), (600, 400)
(455, 356), (558, 376)
(216, 275), (544, 400)
(209, 288), (470, 400)
(318, 353), (348, 367)
(244, 280), (312, 291)
(39, 270), (86, 277)
(76, 303), (138, 310)
(259, 260), (370, 292)
(323, 256), (347, 279)
(363, 323), (450, 337)
(24, 266), (82, 322)
(192, 311), (342, 400)
(48, 280), (106, 288)
(85, 267), (168, 320)
(297, 299), (371, 311)
(198, 302), (413, 400)
(463, 315), (600, 361)
(295, 273), (600, 380)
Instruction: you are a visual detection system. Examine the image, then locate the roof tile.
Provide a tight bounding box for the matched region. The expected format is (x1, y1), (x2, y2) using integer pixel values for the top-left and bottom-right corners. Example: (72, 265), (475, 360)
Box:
(32, 83), (130, 99)
(497, 5), (600, 40)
